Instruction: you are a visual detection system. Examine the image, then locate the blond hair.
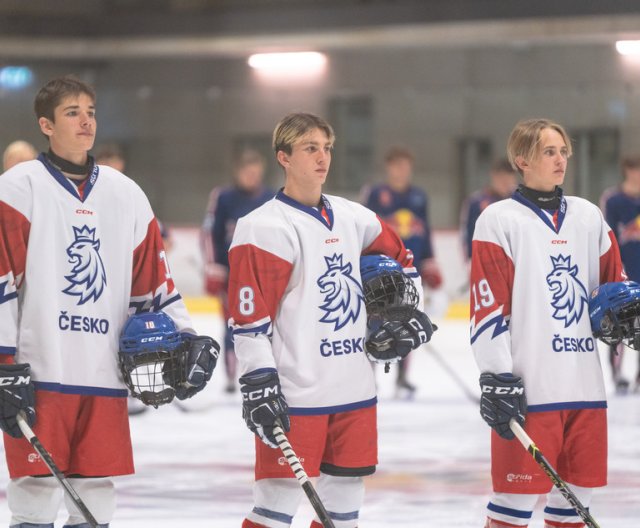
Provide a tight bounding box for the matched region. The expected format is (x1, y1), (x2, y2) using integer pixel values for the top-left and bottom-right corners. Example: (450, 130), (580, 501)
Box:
(272, 113), (335, 156)
(507, 118), (572, 175)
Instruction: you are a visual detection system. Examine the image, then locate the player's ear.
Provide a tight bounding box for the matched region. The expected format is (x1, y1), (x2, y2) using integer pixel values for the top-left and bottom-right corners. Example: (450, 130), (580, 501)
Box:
(514, 155), (528, 172)
(38, 117), (54, 137)
(276, 150), (289, 168)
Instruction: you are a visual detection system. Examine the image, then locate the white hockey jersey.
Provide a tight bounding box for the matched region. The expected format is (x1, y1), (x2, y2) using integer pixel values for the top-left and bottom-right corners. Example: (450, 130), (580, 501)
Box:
(228, 190), (417, 414)
(0, 156), (193, 395)
(470, 191), (625, 411)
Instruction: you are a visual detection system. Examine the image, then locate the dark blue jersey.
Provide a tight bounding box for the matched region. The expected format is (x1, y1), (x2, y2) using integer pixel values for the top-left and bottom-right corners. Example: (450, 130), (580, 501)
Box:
(202, 185), (275, 269)
(600, 186), (640, 281)
(460, 187), (508, 261)
(362, 183), (434, 265)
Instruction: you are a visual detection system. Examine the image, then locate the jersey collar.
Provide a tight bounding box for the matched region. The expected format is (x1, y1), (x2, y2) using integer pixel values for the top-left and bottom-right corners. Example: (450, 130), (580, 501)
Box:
(512, 188), (567, 234)
(276, 189), (334, 230)
(38, 153), (98, 203)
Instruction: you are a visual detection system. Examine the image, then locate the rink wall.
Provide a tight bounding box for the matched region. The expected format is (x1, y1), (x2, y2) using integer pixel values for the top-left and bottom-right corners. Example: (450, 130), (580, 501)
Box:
(171, 226), (470, 319)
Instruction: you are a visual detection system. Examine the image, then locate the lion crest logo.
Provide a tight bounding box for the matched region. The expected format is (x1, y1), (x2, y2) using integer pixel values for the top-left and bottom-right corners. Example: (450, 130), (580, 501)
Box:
(317, 254), (363, 331)
(546, 254), (588, 328)
(62, 225), (107, 305)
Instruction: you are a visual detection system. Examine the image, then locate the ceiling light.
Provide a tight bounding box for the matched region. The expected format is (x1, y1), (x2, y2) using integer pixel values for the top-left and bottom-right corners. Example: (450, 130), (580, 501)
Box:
(248, 52), (327, 78)
(616, 40), (640, 56)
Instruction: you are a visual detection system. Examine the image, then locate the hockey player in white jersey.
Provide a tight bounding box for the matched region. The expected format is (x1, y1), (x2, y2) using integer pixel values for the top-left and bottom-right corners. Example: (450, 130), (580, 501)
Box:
(227, 113), (435, 528)
(470, 118), (626, 528)
(0, 75), (218, 527)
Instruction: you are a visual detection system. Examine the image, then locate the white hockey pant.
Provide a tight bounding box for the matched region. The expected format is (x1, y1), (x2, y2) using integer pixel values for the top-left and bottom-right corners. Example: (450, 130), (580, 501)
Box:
(247, 474), (364, 528)
(8, 476), (115, 527)
(486, 485), (593, 526)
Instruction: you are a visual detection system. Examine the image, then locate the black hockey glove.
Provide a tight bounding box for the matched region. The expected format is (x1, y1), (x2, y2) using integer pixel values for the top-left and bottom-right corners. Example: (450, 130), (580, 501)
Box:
(239, 370), (290, 449)
(365, 310), (436, 364)
(479, 372), (527, 440)
(0, 363), (36, 438)
(174, 335), (219, 400)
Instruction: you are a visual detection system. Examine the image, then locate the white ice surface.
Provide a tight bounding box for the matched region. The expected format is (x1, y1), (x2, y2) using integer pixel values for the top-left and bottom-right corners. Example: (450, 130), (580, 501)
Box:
(1, 316), (639, 527)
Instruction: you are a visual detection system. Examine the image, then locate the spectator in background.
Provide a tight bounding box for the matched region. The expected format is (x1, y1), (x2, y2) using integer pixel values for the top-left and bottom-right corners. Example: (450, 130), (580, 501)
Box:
(361, 146), (442, 395)
(460, 158), (517, 263)
(95, 142), (173, 252)
(2, 140), (38, 172)
(201, 149), (275, 393)
(600, 155), (640, 393)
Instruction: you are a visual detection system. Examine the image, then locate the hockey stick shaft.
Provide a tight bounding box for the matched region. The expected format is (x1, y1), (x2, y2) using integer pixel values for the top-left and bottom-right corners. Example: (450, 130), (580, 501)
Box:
(509, 419), (600, 528)
(16, 413), (99, 528)
(272, 424), (336, 528)
(426, 343), (480, 404)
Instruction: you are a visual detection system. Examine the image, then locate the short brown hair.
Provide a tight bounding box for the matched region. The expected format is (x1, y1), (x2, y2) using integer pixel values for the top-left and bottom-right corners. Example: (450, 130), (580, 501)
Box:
(384, 146), (414, 164)
(507, 118), (572, 175)
(621, 155), (640, 172)
(34, 75), (96, 122)
(272, 113), (335, 156)
(491, 157), (516, 174)
(234, 149), (265, 170)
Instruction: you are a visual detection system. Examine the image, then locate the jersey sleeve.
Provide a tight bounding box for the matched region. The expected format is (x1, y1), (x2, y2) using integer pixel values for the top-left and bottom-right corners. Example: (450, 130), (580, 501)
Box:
(598, 212), (626, 284)
(469, 209), (515, 375)
(227, 214), (294, 376)
(0, 201), (30, 363)
(129, 188), (194, 334)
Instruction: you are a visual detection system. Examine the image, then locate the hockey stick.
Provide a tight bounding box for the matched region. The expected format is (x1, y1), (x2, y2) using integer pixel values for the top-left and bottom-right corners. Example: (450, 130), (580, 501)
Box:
(509, 419), (600, 528)
(16, 413), (99, 528)
(272, 423), (336, 528)
(426, 343), (480, 404)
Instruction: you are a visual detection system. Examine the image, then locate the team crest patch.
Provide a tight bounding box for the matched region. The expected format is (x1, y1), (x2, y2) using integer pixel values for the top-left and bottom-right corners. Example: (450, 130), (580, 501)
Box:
(546, 254), (588, 328)
(317, 254), (363, 331)
(62, 225), (107, 305)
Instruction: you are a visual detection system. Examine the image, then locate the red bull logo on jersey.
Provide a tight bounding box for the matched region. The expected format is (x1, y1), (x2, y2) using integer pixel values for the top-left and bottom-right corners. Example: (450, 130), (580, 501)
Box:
(317, 253), (364, 331)
(62, 225), (107, 305)
(546, 254), (588, 328)
(618, 216), (640, 243)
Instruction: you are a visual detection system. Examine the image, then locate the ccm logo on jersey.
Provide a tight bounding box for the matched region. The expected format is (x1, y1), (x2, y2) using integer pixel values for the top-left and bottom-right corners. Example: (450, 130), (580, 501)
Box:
(481, 386), (524, 395)
(551, 240), (567, 244)
(75, 209), (94, 215)
(325, 238), (340, 244)
(0, 375), (30, 386)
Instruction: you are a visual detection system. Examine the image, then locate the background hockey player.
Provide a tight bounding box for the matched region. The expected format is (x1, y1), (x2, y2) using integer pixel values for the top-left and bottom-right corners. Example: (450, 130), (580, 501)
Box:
(227, 112), (435, 528)
(470, 118), (625, 528)
(360, 146), (442, 395)
(599, 155), (640, 393)
(0, 75), (217, 527)
(201, 149), (274, 393)
(459, 157), (517, 264)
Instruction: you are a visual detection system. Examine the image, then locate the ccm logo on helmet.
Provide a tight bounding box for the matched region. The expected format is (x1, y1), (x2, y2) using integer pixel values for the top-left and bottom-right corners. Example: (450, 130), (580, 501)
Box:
(140, 336), (163, 343)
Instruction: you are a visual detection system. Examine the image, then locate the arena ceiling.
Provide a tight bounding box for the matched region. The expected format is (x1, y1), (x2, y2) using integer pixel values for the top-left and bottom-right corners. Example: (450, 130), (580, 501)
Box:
(2, 0), (640, 59)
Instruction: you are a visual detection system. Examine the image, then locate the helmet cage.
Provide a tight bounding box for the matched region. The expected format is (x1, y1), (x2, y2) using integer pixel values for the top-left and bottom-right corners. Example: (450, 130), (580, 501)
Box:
(597, 301), (640, 349)
(118, 345), (187, 408)
(362, 270), (419, 324)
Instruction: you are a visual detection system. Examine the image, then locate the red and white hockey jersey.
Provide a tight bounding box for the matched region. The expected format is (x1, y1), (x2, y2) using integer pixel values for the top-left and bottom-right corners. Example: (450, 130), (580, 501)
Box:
(470, 192), (625, 411)
(228, 190), (416, 414)
(0, 155), (193, 395)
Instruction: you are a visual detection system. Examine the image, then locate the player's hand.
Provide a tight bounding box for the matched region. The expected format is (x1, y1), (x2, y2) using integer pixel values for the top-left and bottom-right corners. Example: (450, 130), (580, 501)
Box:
(0, 363), (36, 438)
(204, 264), (227, 296)
(479, 372), (527, 440)
(365, 310), (436, 364)
(174, 335), (219, 400)
(239, 370), (290, 449)
(420, 258), (443, 289)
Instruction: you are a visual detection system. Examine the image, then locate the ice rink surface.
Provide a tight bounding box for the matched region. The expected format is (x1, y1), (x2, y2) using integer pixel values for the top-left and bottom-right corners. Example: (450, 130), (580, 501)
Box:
(0, 315), (639, 527)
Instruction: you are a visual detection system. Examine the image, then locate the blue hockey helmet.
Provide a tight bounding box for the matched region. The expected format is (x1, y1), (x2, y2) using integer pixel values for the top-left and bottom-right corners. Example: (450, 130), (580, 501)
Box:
(589, 281), (640, 349)
(359, 254), (418, 322)
(118, 311), (186, 407)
